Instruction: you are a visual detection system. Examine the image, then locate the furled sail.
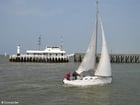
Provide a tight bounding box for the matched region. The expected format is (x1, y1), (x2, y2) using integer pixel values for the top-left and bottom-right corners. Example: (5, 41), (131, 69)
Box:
(94, 16), (112, 77)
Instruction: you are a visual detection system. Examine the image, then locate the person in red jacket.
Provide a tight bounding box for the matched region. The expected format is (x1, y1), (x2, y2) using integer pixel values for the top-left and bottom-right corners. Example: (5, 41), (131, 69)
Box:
(64, 72), (71, 80)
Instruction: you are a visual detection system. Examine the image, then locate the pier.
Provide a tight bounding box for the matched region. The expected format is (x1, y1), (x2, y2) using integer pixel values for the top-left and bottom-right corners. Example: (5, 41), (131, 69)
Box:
(9, 53), (140, 63)
(74, 53), (140, 63)
(9, 55), (69, 63)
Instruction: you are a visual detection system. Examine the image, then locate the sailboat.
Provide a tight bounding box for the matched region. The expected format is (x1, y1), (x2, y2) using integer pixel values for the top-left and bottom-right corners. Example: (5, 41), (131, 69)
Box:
(63, 1), (112, 86)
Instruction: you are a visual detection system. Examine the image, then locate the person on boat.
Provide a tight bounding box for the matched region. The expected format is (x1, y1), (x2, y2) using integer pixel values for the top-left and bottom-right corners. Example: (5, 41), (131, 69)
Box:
(72, 71), (80, 80)
(64, 72), (71, 80)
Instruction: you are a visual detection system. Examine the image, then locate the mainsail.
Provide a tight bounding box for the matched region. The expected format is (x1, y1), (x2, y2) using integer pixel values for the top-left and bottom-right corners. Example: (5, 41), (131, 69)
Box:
(94, 16), (112, 77)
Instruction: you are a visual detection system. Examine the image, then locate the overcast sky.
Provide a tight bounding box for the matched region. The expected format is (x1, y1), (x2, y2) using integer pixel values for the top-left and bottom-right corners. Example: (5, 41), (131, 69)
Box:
(0, 0), (140, 54)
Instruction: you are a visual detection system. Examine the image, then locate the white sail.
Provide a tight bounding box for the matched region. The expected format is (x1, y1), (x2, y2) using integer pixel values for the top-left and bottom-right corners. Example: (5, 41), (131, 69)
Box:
(94, 16), (112, 77)
(76, 1), (98, 75)
(76, 27), (97, 74)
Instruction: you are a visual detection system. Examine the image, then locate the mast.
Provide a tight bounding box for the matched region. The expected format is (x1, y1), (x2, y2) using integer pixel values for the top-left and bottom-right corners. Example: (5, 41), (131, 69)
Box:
(95, 0), (99, 60)
(38, 35), (41, 50)
(60, 35), (63, 50)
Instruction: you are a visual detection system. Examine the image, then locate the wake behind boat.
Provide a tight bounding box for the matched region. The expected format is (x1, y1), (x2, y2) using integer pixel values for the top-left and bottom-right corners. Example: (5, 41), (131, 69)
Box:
(63, 1), (112, 86)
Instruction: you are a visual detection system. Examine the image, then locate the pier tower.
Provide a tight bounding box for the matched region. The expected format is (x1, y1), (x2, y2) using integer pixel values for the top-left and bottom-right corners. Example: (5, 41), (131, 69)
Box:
(17, 45), (21, 56)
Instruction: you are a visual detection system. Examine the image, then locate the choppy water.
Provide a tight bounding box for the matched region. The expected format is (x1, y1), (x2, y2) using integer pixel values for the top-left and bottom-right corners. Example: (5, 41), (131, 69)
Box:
(0, 55), (140, 105)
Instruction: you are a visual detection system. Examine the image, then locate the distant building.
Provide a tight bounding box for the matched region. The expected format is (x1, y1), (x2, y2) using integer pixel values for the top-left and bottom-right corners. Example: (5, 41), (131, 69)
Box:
(9, 45), (69, 63)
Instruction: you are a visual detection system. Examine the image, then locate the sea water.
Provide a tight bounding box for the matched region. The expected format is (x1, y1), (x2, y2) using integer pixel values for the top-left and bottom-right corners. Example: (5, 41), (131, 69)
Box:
(0, 55), (140, 105)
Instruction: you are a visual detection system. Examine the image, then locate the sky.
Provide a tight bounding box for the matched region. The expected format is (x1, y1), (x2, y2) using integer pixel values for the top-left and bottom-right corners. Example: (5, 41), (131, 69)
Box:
(0, 0), (140, 55)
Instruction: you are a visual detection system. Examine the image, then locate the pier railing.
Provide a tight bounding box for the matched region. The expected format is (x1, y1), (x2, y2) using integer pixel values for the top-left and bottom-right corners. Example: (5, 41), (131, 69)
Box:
(9, 54), (69, 63)
(74, 53), (140, 63)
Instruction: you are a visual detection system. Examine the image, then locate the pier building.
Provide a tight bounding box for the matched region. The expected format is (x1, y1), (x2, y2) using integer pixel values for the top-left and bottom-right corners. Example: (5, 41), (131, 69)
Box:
(9, 46), (69, 63)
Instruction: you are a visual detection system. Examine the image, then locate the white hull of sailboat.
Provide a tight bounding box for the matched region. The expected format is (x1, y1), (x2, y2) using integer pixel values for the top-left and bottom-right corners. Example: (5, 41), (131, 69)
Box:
(63, 76), (112, 87)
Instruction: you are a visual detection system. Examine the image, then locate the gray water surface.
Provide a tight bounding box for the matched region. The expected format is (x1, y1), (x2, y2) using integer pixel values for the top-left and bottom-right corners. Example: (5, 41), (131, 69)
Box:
(0, 56), (140, 105)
